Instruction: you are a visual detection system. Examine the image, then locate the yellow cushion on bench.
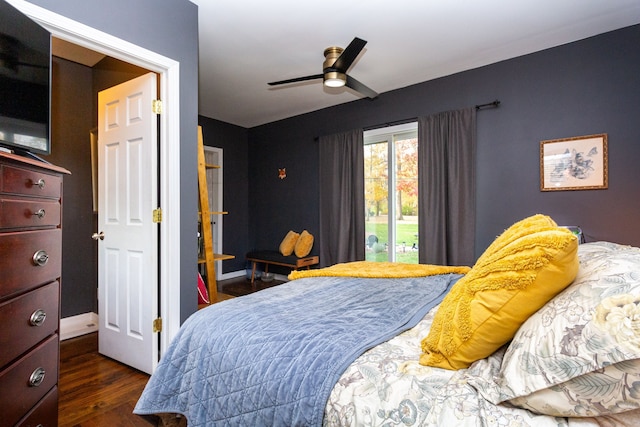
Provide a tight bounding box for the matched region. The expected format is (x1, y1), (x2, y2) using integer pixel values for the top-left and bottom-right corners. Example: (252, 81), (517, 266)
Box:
(279, 230), (300, 256)
(294, 230), (314, 257)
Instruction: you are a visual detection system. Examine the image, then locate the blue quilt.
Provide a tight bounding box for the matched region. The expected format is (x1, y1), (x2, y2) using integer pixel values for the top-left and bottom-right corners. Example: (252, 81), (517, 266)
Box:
(134, 273), (461, 426)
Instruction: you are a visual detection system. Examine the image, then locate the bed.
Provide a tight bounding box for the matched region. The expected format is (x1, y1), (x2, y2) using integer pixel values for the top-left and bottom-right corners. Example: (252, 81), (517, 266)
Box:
(134, 215), (640, 426)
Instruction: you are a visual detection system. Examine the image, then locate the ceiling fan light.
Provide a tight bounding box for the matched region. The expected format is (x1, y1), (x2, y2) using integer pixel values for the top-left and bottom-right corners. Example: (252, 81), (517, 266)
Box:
(324, 71), (346, 88)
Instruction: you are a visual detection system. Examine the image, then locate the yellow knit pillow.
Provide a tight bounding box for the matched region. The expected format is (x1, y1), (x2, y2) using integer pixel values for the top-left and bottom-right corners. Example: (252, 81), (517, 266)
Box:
(475, 214), (557, 266)
(279, 230), (300, 256)
(294, 230), (314, 257)
(420, 215), (579, 370)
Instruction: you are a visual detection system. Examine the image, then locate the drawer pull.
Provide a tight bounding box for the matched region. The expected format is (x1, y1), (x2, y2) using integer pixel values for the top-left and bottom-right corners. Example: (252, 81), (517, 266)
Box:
(32, 208), (46, 219)
(30, 309), (47, 327)
(32, 250), (49, 266)
(32, 178), (46, 189)
(28, 367), (46, 387)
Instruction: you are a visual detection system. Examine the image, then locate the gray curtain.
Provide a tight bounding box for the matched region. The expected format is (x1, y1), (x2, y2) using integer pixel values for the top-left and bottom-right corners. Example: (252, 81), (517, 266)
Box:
(418, 108), (476, 266)
(318, 129), (365, 267)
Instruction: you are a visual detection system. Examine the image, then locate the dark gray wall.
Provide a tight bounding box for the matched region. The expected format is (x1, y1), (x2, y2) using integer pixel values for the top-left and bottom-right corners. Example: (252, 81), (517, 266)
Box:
(48, 57), (95, 317)
(31, 0), (200, 321)
(246, 25), (640, 260)
(197, 116), (250, 273)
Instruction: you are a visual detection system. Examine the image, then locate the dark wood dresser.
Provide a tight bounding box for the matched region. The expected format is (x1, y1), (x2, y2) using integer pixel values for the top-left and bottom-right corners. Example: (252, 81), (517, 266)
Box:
(0, 152), (70, 427)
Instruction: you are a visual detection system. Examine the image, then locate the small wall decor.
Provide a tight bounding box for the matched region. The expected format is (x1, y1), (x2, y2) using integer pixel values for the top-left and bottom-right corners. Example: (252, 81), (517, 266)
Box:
(540, 133), (608, 191)
(278, 168), (286, 179)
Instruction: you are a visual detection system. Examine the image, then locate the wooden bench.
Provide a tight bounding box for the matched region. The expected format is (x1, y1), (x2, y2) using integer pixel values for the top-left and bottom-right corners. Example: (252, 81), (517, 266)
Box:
(246, 250), (319, 286)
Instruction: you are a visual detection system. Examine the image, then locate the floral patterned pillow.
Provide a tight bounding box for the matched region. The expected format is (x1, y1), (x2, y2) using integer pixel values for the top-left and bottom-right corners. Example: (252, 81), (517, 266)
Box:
(497, 241), (640, 417)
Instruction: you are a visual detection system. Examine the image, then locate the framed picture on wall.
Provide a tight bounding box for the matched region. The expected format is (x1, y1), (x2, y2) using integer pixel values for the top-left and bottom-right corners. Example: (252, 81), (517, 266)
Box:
(540, 133), (608, 191)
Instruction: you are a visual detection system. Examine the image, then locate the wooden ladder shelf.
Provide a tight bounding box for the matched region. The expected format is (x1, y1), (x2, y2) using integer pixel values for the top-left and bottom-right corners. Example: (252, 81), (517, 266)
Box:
(197, 126), (237, 305)
(197, 126), (217, 303)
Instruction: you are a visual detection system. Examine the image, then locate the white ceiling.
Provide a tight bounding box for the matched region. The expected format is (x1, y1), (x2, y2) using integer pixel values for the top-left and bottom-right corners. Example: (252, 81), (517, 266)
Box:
(192, 0), (640, 128)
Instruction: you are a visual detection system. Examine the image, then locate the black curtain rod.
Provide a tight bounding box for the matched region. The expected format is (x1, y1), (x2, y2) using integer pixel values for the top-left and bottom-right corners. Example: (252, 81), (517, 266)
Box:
(364, 100), (501, 131)
(363, 117), (417, 132)
(317, 99), (501, 139)
(475, 99), (501, 110)
(315, 117), (417, 140)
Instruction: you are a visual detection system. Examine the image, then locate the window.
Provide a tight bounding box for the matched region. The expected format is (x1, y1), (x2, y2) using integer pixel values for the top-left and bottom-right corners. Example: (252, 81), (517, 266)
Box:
(364, 123), (418, 263)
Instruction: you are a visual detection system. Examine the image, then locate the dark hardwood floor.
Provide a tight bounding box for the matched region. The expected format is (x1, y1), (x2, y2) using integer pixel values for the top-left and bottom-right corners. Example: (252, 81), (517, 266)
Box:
(217, 275), (284, 297)
(58, 333), (150, 427)
(58, 276), (281, 426)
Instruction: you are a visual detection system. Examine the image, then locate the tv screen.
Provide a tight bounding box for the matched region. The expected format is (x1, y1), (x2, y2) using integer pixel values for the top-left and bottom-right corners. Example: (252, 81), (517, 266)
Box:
(0, 0), (51, 156)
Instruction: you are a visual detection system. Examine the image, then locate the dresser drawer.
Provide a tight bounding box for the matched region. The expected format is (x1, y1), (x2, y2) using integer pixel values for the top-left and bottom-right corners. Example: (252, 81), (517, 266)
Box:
(0, 197), (61, 229)
(0, 334), (59, 427)
(1, 164), (62, 199)
(16, 385), (58, 427)
(0, 281), (59, 368)
(0, 229), (62, 300)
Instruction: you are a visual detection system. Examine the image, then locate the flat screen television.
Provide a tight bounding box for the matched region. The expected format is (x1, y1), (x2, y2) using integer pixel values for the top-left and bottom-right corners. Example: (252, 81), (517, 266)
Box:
(0, 0), (51, 157)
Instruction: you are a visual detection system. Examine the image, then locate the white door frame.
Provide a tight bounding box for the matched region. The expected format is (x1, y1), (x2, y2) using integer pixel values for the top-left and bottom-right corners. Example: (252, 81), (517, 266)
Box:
(203, 146), (224, 279)
(8, 0), (182, 356)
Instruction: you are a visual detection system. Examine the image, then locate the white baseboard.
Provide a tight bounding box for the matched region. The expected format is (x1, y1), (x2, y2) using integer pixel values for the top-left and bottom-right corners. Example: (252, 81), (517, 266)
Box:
(219, 269), (289, 283)
(60, 312), (99, 341)
(218, 270), (246, 281)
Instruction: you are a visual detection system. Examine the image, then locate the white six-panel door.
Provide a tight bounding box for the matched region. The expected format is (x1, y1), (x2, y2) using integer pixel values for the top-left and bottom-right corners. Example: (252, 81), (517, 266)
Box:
(97, 72), (159, 374)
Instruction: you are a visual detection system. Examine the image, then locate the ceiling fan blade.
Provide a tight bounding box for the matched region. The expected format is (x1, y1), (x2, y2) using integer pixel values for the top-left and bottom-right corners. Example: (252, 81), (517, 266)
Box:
(331, 37), (367, 72)
(345, 75), (378, 99)
(268, 74), (323, 86)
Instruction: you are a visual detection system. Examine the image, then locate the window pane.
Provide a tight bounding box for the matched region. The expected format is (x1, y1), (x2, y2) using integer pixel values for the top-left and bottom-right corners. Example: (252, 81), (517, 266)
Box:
(393, 136), (418, 263)
(364, 141), (388, 261)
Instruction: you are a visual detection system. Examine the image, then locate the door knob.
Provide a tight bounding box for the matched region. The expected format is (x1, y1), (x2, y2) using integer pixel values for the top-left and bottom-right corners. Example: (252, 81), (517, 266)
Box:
(92, 231), (105, 241)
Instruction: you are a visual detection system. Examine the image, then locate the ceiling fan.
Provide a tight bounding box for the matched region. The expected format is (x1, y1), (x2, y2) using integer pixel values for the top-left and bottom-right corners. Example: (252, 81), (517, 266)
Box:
(268, 37), (378, 99)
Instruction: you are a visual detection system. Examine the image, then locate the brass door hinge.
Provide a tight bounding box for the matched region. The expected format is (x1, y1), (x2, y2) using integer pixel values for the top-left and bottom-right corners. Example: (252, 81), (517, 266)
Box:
(153, 318), (162, 333)
(152, 99), (163, 114)
(153, 208), (162, 223)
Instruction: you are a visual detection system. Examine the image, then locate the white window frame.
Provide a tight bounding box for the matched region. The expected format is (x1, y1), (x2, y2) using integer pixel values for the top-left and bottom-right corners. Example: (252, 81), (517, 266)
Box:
(364, 122), (418, 262)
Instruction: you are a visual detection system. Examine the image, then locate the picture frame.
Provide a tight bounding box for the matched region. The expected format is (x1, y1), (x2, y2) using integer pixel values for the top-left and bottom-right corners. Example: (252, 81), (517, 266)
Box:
(540, 133), (608, 191)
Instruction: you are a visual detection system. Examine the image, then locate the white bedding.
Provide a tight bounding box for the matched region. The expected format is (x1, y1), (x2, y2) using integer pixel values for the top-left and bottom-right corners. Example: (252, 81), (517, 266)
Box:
(325, 304), (637, 427)
(325, 306), (560, 426)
